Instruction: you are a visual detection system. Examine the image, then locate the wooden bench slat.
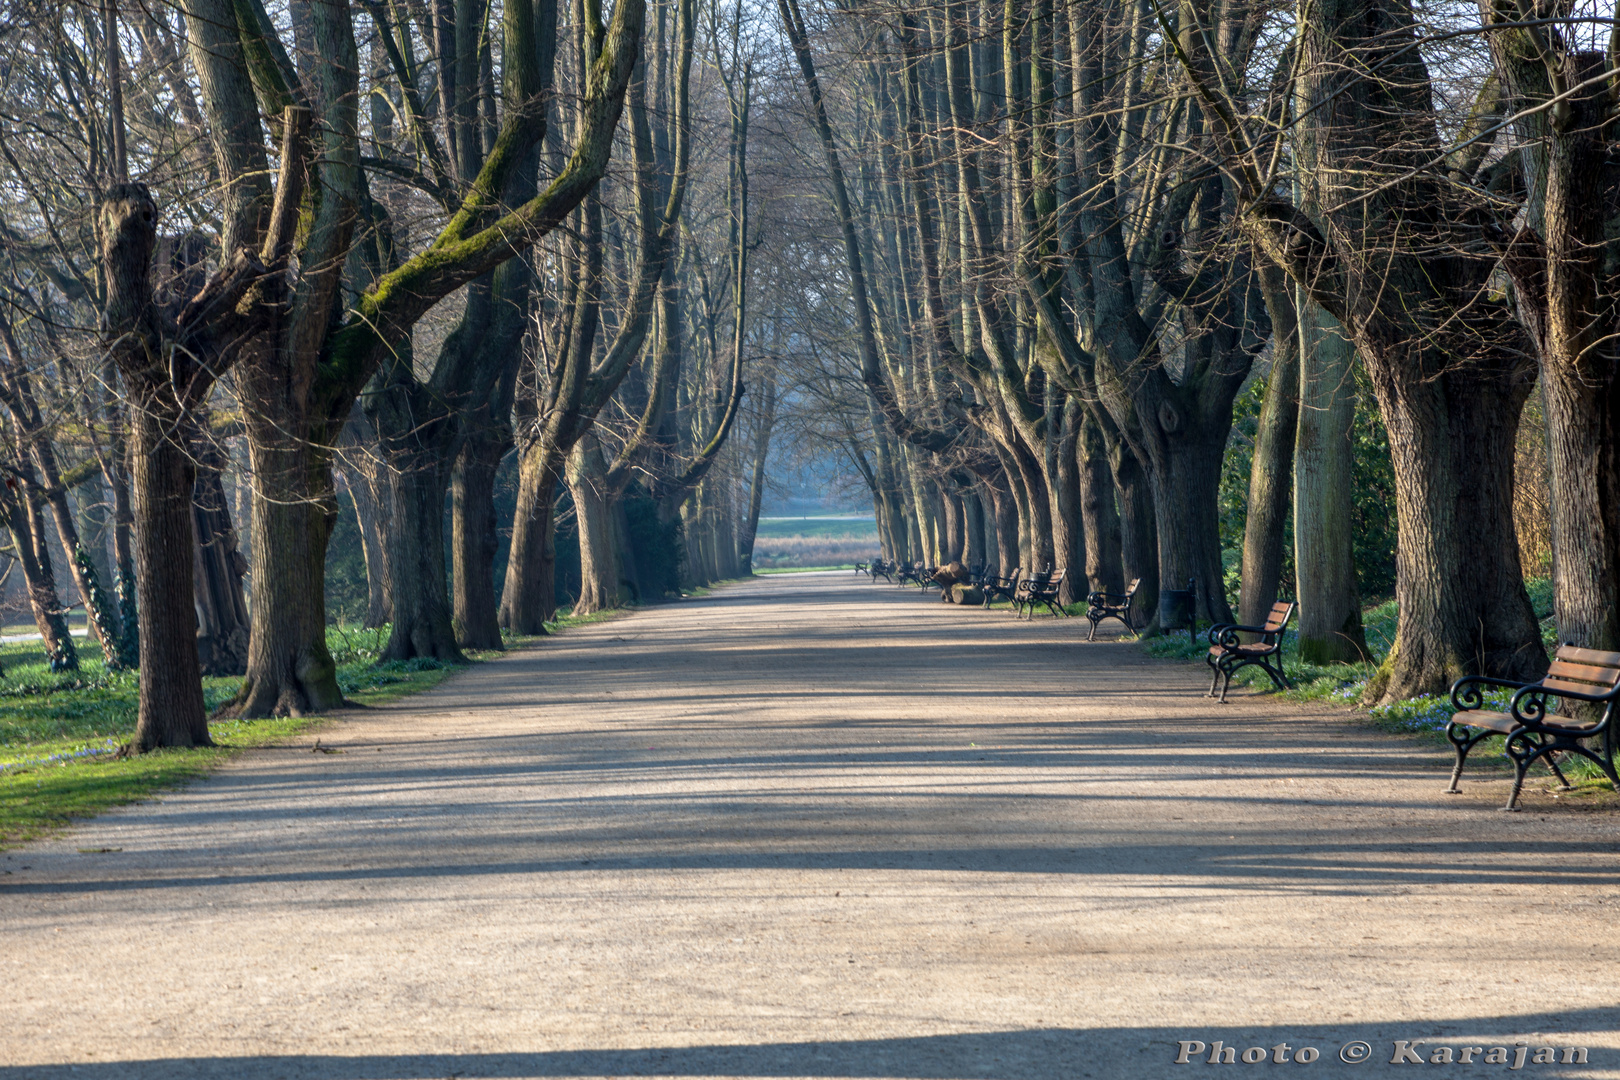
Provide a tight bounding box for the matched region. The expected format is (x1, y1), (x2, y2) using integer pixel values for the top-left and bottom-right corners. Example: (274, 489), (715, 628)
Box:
(1453, 710), (1519, 734)
(1554, 645), (1620, 667)
(1544, 660), (1620, 687)
(1540, 675), (1613, 696)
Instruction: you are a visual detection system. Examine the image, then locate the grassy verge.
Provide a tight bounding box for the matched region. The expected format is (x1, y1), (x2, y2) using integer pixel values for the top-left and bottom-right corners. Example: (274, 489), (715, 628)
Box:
(756, 564), (855, 574)
(1134, 583), (1615, 795)
(0, 626), (504, 850)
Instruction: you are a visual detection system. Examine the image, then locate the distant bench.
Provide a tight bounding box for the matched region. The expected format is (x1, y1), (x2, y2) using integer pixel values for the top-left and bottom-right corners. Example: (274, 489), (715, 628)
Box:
(1205, 601), (1294, 704)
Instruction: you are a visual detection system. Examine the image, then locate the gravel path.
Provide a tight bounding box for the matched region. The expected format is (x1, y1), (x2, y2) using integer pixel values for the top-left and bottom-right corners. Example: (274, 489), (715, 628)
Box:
(3, 572), (1617, 1079)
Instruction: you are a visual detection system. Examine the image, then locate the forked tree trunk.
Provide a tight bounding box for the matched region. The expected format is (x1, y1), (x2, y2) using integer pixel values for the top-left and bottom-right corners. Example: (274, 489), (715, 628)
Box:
(1293, 302), (1368, 663)
(1010, 441), (1054, 569)
(1493, 46), (1620, 657)
(452, 431), (506, 649)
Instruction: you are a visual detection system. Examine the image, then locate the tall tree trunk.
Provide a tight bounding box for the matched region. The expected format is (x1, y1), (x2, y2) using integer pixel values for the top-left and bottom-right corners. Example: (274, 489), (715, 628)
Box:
(1111, 441), (1158, 626)
(738, 376), (776, 574)
(568, 433), (626, 614)
(1077, 412), (1124, 595)
(366, 365), (465, 663)
(1238, 268), (1300, 625)
(1293, 301), (1368, 663)
(987, 469), (1021, 576)
(500, 452), (562, 632)
(1491, 27), (1620, 657)
(940, 482), (965, 564)
(962, 481), (988, 571)
(229, 437), (346, 716)
(452, 429), (506, 648)
(128, 400), (210, 747)
(110, 432), (138, 665)
(1049, 396), (1083, 602)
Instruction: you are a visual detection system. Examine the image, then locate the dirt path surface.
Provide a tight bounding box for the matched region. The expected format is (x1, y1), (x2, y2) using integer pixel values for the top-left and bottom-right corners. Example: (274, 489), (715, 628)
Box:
(3, 572), (1618, 1079)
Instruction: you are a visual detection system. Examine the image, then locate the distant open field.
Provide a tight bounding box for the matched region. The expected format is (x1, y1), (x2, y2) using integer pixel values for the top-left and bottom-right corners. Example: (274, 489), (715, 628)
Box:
(754, 515), (879, 540)
(751, 517), (879, 570)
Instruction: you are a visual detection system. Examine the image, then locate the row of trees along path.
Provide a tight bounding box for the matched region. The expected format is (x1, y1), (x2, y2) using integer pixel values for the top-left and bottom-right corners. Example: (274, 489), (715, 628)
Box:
(1, 0), (1613, 750)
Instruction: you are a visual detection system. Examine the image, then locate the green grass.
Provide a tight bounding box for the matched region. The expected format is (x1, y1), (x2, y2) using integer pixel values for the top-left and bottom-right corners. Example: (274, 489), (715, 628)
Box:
(756, 564), (855, 574)
(0, 625), (502, 850)
(0, 716), (318, 849)
(753, 517), (878, 540)
(1136, 580), (1616, 793)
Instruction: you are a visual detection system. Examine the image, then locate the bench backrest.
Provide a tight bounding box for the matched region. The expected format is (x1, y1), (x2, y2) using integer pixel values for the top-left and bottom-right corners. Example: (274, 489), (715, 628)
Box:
(1124, 578), (1140, 599)
(1263, 601), (1294, 634)
(1541, 644), (1620, 698)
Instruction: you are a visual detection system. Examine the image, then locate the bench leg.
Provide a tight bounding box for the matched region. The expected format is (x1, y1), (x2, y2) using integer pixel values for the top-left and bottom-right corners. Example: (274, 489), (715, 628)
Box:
(1087, 617), (1099, 641)
(1503, 733), (1559, 811)
(1445, 724), (1488, 793)
(1545, 747), (1574, 790)
(1206, 661), (1221, 699)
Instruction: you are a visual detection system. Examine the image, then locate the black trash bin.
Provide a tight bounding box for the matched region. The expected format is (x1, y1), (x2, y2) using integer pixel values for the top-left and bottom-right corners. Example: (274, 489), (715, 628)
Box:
(1158, 577), (1198, 641)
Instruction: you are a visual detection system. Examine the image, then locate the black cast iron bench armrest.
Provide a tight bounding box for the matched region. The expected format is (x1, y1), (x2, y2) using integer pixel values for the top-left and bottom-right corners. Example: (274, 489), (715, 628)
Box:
(1443, 644), (1620, 809)
(1207, 622), (1269, 646)
(1449, 675), (1531, 712)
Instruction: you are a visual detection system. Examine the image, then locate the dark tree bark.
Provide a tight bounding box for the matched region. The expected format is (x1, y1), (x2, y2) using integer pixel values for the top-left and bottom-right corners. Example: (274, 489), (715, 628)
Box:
(451, 428), (506, 648)
(1077, 411), (1124, 596)
(1175, 0), (1545, 699)
(99, 181), (279, 746)
(1490, 22), (1620, 657)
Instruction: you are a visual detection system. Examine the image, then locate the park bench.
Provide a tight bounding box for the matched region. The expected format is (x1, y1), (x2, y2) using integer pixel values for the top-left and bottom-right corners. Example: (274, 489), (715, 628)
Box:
(1015, 568), (1068, 619)
(1446, 643), (1620, 811)
(855, 560), (869, 576)
(1085, 578), (1140, 640)
(982, 567), (1021, 608)
(1205, 601), (1295, 703)
(867, 559), (893, 583)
